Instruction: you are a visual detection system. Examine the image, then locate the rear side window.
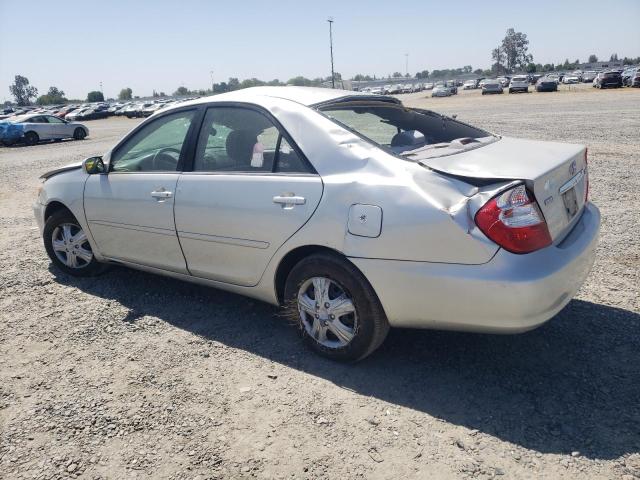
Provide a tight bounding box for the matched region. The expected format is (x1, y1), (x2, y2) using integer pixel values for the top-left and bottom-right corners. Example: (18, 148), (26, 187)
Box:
(320, 102), (490, 154)
(193, 107), (310, 174)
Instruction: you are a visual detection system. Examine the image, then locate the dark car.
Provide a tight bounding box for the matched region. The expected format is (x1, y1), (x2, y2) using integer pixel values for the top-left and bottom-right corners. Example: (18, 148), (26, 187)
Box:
(535, 77), (558, 92)
(593, 71), (623, 89)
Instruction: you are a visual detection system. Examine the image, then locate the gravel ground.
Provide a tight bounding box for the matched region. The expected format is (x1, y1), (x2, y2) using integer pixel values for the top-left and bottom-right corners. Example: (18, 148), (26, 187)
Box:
(1, 86), (639, 480)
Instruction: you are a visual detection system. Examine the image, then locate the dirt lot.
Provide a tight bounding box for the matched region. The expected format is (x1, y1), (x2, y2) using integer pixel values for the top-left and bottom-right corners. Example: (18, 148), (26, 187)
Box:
(1, 86), (639, 480)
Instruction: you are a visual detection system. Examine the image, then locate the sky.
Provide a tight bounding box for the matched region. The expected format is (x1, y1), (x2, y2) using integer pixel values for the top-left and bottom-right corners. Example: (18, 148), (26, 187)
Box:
(1, 0), (639, 101)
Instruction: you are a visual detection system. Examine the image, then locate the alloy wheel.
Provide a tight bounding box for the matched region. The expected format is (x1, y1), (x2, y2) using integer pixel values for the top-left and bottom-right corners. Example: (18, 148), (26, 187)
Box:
(51, 223), (93, 269)
(297, 277), (357, 348)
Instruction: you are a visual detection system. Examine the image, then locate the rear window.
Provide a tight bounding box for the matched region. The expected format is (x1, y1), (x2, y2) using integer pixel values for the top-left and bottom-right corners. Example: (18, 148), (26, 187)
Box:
(318, 101), (493, 160)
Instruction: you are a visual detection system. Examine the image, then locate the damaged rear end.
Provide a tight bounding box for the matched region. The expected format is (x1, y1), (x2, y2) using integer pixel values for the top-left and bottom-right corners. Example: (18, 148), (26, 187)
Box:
(419, 137), (590, 254)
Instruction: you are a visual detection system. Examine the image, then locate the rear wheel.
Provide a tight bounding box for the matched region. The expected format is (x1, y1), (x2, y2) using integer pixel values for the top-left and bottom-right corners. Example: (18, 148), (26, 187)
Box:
(284, 253), (389, 361)
(24, 131), (39, 146)
(43, 210), (106, 276)
(73, 128), (86, 140)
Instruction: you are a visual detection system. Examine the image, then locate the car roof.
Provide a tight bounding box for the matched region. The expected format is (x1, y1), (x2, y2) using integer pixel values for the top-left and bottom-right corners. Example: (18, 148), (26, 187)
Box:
(177, 86), (379, 109)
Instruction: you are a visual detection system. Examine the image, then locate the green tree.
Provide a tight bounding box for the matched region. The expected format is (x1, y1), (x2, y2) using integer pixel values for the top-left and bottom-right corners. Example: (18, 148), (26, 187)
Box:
(525, 63), (537, 73)
(9, 75), (38, 106)
(228, 78), (240, 90)
(494, 28), (533, 73)
(588, 54), (598, 63)
(415, 70), (429, 79)
(392, 72), (403, 78)
(173, 86), (189, 96)
(118, 88), (132, 100)
(491, 47), (506, 74)
(286, 76), (314, 86)
(610, 53), (619, 62)
(36, 86), (67, 105)
(87, 91), (104, 102)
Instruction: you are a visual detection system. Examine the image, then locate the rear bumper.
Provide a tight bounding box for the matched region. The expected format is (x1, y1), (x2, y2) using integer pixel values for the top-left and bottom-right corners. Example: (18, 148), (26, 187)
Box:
(351, 203), (600, 333)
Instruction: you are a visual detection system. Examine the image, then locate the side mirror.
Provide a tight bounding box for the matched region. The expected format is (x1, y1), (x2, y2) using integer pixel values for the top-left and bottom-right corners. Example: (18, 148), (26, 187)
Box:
(83, 156), (106, 174)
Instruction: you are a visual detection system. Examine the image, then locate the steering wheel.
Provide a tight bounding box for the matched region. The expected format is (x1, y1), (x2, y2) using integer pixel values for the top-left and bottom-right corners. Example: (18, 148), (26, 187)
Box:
(151, 147), (181, 170)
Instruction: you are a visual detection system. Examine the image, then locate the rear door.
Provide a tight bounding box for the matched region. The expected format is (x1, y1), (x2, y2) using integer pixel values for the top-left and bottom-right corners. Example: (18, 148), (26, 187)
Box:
(27, 115), (53, 139)
(174, 105), (323, 286)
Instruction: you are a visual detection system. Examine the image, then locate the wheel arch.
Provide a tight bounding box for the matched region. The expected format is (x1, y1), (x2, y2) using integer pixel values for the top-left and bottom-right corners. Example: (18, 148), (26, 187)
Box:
(273, 244), (380, 306)
(44, 200), (73, 222)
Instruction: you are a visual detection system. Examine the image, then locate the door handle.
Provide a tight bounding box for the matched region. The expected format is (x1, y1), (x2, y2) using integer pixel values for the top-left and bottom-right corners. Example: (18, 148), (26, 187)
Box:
(273, 195), (306, 206)
(151, 190), (173, 199)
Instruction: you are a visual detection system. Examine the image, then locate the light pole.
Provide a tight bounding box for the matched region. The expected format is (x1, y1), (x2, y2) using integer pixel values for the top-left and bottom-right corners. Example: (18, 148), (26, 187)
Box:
(99, 81), (103, 98)
(405, 53), (409, 77)
(327, 18), (335, 89)
(210, 70), (214, 93)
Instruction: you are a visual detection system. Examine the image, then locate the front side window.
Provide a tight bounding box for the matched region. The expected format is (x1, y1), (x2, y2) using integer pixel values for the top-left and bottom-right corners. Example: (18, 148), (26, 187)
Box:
(194, 107), (308, 173)
(110, 110), (195, 172)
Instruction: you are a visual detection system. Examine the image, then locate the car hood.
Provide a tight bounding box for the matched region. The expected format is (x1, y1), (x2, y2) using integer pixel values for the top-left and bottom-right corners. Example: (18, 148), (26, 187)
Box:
(40, 161), (83, 180)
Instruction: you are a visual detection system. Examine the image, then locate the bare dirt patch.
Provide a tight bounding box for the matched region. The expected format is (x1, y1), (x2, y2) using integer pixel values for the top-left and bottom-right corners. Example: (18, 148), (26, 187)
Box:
(1, 89), (639, 479)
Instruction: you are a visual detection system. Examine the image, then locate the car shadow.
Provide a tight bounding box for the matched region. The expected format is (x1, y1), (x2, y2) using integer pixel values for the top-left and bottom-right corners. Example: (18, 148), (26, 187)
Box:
(50, 264), (640, 460)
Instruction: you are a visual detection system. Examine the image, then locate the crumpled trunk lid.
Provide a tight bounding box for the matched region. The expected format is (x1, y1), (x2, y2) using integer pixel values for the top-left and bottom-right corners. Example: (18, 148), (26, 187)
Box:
(420, 136), (588, 242)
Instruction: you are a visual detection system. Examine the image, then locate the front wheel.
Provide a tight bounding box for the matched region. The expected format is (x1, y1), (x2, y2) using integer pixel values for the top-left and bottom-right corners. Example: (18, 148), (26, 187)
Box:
(24, 131), (39, 146)
(284, 253), (389, 361)
(43, 210), (107, 276)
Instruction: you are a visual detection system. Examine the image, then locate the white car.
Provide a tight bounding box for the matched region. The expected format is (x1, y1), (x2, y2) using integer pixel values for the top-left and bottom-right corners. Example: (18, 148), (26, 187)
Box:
(563, 75), (580, 84)
(508, 76), (530, 93)
(0, 113), (88, 146)
(463, 80), (476, 90)
(431, 85), (451, 97)
(34, 86), (599, 361)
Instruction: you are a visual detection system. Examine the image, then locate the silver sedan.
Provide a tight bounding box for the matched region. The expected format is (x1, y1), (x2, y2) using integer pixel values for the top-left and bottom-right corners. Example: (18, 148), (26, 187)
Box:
(1, 113), (88, 146)
(33, 87), (600, 361)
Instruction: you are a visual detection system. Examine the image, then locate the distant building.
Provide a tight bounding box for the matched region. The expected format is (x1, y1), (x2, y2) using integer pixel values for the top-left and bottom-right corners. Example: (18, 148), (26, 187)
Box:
(580, 61), (623, 71)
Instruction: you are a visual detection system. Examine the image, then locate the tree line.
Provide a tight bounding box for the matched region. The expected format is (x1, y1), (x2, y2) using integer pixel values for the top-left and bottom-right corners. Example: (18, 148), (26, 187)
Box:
(7, 45), (640, 106)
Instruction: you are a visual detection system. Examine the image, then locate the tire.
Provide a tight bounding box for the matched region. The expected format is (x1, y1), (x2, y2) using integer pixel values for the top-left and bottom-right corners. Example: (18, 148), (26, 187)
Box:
(43, 209), (107, 277)
(24, 131), (39, 146)
(73, 128), (86, 140)
(284, 253), (389, 362)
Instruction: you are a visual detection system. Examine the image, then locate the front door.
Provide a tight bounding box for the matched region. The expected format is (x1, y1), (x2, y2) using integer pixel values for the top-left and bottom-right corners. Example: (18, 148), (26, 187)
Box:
(84, 109), (197, 273)
(174, 106), (323, 286)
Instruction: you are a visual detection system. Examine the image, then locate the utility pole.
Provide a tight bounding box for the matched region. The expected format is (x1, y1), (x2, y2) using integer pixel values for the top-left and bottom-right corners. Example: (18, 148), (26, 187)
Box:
(327, 18), (335, 89)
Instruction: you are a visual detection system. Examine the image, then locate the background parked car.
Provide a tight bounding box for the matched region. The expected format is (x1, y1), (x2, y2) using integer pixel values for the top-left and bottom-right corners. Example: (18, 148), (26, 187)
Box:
(626, 69), (640, 87)
(593, 71), (623, 89)
(463, 79), (476, 90)
(508, 76), (529, 93)
(0, 113), (88, 146)
(481, 80), (503, 95)
(536, 76), (558, 92)
(563, 75), (580, 84)
(582, 71), (597, 83)
(431, 84), (451, 97)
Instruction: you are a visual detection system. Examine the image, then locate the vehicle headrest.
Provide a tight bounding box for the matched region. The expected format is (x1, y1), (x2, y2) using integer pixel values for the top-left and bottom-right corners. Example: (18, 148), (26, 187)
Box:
(226, 130), (257, 166)
(391, 129), (426, 147)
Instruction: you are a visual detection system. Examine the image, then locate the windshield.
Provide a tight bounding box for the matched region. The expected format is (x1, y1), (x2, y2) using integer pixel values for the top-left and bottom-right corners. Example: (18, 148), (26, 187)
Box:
(318, 101), (495, 160)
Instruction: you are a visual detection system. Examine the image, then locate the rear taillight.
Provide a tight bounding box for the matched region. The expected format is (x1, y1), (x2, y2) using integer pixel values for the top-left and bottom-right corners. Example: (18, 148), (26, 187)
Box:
(584, 148), (589, 201)
(475, 184), (552, 254)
